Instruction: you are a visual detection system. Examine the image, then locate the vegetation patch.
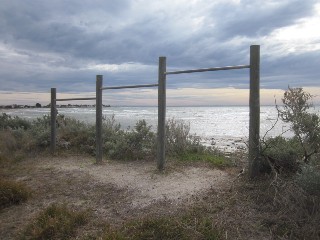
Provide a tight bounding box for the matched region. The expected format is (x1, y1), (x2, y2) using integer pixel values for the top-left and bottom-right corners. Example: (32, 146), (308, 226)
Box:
(296, 164), (320, 195)
(261, 136), (303, 173)
(0, 179), (32, 209)
(99, 214), (222, 240)
(255, 175), (320, 239)
(20, 203), (88, 240)
(179, 151), (231, 168)
(0, 113), (230, 167)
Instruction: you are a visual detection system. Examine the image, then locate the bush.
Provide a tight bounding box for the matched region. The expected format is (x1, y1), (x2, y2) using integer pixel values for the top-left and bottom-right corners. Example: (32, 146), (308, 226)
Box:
(0, 179), (32, 209)
(165, 119), (206, 157)
(57, 116), (95, 154)
(261, 136), (303, 173)
(21, 204), (88, 240)
(277, 87), (320, 163)
(104, 119), (156, 160)
(0, 113), (227, 165)
(29, 115), (51, 149)
(296, 164), (320, 196)
(0, 113), (31, 130)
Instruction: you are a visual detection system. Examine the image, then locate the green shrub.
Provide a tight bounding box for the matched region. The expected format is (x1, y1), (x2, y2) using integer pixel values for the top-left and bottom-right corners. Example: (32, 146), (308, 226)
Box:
(0, 179), (32, 209)
(105, 120), (156, 160)
(165, 118), (208, 158)
(296, 164), (320, 195)
(57, 116), (95, 154)
(166, 118), (196, 156)
(0, 130), (18, 152)
(29, 115), (51, 149)
(261, 136), (303, 173)
(21, 204), (88, 240)
(0, 113), (32, 130)
(277, 87), (320, 163)
(0, 113), (227, 165)
(0, 114), (52, 155)
(0, 129), (32, 162)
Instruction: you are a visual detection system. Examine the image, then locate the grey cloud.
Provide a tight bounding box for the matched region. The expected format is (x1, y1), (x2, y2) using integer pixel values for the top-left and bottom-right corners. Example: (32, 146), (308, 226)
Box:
(210, 0), (317, 39)
(0, 0), (319, 101)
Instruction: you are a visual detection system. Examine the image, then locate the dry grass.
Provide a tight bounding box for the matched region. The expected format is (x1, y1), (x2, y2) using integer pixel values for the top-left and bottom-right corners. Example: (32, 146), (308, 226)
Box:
(1, 153), (319, 240)
(19, 203), (89, 240)
(0, 179), (32, 209)
(257, 175), (320, 239)
(226, 173), (320, 239)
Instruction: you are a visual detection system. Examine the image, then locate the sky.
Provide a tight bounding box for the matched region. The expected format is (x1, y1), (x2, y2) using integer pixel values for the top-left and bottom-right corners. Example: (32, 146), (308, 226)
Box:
(0, 0), (320, 106)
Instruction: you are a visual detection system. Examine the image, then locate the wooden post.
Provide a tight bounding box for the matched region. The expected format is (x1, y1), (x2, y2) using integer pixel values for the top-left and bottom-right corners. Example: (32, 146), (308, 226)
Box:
(50, 88), (56, 155)
(158, 57), (166, 170)
(96, 75), (103, 164)
(249, 45), (260, 178)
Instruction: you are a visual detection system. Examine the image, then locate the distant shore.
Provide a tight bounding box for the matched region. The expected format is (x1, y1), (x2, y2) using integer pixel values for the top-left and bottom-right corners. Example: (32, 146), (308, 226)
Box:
(0, 104), (111, 109)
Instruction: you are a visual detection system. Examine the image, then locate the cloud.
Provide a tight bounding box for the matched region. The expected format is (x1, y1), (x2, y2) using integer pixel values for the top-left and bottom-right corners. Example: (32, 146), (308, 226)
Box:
(0, 0), (319, 105)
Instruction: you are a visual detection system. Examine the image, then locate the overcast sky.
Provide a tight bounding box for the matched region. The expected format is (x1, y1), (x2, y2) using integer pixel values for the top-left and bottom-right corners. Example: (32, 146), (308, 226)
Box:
(0, 0), (319, 106)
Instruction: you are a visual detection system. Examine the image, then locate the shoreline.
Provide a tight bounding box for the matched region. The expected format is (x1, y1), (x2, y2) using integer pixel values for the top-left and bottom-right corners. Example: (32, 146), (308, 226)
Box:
(200, 136), (247, 153)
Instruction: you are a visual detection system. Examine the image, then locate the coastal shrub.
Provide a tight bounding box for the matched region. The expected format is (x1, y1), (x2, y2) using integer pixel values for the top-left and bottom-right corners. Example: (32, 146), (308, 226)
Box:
(104, 119), (156, 160)
(164, 118), (228, 166)
(0, 113), (31, 130)
(261, 87), (320, 173)
(0, 114), (51, 156)
(0, 179), (32, 209)
(57, 116), (95, 153)
(103, 115), (127, 159)
(28, 115), (51, 149)
(0, 130), (18, 153)
(0, 128), (33, 162)
(261, 136), (303, 173)
(124, 120), (156, 160)
(21, 204), (88, 240)
(277, 87), (320, 163)
(165, 118), (205, 157)
(166, 118), (192, 156)
(296, 164), (320, 196)
(0, 113), (226, 164)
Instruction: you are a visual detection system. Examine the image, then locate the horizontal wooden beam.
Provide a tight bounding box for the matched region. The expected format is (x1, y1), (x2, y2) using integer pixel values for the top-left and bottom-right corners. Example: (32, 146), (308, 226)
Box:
(56, 97), (96, 101)
(101, 83), (158, 90)
(165, 65), (250, 75)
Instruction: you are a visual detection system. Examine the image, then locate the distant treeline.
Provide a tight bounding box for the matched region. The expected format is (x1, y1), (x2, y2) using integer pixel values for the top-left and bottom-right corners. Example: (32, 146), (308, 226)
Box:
(0, 103), (111, 109)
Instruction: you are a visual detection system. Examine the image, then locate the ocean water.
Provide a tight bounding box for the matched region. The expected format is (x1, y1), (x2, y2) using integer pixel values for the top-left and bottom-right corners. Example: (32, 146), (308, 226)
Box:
(4, 105), (319, 151)
(1, 106), (295, 140)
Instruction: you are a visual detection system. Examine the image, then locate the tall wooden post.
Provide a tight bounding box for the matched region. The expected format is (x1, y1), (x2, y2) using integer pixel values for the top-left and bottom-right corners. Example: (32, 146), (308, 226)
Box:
(96, 75), (103, 164)
(249, 45), (260, 178)
(158, 57), (166, 170)
(50, 88), (56, 155)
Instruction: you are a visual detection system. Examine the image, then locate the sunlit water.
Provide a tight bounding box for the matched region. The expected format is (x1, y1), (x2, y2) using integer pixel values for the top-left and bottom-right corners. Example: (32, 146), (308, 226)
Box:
(3, 106), (318, 151)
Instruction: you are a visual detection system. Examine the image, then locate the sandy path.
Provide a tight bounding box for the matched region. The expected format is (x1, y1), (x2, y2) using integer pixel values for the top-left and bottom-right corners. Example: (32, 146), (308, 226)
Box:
(44, 156), (230, 208)
(0, 156), (235, 239)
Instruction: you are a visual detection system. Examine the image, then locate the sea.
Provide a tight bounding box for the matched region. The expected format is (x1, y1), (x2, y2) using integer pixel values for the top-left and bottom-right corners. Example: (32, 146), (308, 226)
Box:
(1, 106), (314, 151)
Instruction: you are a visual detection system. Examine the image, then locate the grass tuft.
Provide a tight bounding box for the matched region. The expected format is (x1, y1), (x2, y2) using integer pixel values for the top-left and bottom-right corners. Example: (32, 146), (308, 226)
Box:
(0, 179), (32, 209)
(99, 215), (222, 240)
(179, 152), (231, 168)
(125, 217), (189, 240)
(20, 203), (88, 240)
